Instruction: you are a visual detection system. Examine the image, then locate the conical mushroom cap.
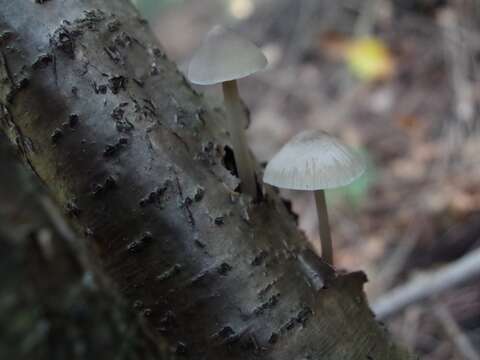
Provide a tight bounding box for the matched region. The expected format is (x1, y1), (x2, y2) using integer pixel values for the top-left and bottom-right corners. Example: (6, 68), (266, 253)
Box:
(188, 25), (268, 85)
(263, 130), (366, 191)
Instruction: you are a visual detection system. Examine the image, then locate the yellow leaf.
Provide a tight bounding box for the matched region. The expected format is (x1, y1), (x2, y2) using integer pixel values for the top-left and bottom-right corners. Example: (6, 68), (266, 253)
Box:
(345, 37), (395, 81)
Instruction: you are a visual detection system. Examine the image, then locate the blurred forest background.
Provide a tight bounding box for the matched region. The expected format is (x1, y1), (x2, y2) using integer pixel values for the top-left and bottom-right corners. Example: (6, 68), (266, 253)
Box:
(132, 0), (480, 358)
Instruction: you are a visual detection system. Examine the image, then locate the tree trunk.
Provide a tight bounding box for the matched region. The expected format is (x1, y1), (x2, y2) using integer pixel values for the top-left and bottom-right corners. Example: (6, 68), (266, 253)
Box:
(0, 132), (167, 360)
(0, 1), (411, 359)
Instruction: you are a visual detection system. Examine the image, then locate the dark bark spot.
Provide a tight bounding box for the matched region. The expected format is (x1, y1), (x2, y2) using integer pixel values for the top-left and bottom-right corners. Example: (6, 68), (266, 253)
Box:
(175, 342), (188, 355)
(127, 240), (143, 253)
(175, 107), (189, 127)
(139, 183), (169, 207)
(222, 145), (237, 176)
(107, 19), (122, 32)
(280, 306), (312, 333)
(68, 113), (79, 128)
(77, 10), (106, 30)
(133, 78), (144, 87)
(116, 118), (134, 133)
(251, 250), (268, 266)
(214, 216), (224, 226)
(152, 47), (165, 58)
(156, 264), (182, 281)
(93, 82), (107, 94)
(92, 175), (116, 197)
(104, 175), (116, 188)
(194, 238), (206, 249)
(0, 31), (14, 46)
(111, 105), (125, 120)
(183, 196), (193, 207)
(268, 333), (279, 344)
(108, 75), (127, 94)
(188, 271), (208, 286)
(51, 27), (76, 59)
(253, 294), (279, 316)
(50, 128), (63, 143)
(104, 45), (122, 64)
(216, 262), (232, 276)
(214, 326), (235, 339)
(17, 78), (30, 91)
(296, 306), (312, 326)
(142, 99), (157, 116)
(257, 281), (275, 298)
(32, 54), (53, 69)
(280, 318), (296, 333)
(197, 141), (218, 166)
(127, 232), (152, 254)
(103, 137), (128, 157)
(193, 186), (205, 202)
(114, 32), (133, 48)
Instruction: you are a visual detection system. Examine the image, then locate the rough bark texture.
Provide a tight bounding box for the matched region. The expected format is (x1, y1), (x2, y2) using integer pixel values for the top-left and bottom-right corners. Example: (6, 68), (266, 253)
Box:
(0, 132), (168, 360)
(0, 1), (412, 359)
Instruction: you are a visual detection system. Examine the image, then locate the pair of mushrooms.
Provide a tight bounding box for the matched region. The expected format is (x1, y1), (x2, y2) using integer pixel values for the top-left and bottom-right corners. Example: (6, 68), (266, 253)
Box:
(188, 26), (365, 265)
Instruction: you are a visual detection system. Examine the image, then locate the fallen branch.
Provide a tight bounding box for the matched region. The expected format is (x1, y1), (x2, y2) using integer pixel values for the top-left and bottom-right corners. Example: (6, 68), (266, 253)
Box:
(372, 247), (480, 319)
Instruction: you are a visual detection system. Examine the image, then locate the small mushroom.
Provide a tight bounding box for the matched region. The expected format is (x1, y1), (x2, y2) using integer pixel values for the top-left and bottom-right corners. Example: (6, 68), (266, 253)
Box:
(188, 25), (268, 199)
(263, 130), (365, 265)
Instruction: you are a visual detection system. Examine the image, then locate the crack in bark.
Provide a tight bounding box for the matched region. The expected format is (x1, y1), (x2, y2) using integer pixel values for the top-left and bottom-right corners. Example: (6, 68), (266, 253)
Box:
(173, 169), (196, 229)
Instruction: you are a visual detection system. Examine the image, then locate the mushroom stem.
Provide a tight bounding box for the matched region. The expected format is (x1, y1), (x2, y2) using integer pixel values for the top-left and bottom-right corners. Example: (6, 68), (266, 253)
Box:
(222, 80), (257, 199)
(314, 190), (333, 264)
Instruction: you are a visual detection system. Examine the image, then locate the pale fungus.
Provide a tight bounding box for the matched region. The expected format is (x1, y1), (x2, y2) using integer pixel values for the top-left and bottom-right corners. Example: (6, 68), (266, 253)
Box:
(263, 130), (365, 264)
(188, 25), (268, 199)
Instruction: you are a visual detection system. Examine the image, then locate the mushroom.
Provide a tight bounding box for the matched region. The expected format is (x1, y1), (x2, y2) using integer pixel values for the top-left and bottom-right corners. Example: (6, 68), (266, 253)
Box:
(188, 25), (268, 199)
(263, 130), (365, 264)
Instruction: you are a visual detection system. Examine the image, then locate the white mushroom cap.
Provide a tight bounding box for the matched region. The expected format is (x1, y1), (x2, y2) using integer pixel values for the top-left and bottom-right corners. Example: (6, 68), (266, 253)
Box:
(263, 130), (366, 191)
(188, 25), (268, 85)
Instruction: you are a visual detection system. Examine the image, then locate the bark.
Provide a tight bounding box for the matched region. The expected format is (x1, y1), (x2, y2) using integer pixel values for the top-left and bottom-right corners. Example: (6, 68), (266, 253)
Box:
(0, 1), (412, 359)
(0, 132), (167, 360)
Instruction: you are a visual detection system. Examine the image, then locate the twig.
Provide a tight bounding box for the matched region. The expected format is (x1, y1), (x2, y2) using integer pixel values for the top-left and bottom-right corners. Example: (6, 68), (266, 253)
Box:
(372, 246), (480, 319)
(434, 302), (480, 360)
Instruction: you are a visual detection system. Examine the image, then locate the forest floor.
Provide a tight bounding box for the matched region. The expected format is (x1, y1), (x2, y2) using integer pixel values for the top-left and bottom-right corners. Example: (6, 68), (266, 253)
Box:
(148, 0), (480, 358)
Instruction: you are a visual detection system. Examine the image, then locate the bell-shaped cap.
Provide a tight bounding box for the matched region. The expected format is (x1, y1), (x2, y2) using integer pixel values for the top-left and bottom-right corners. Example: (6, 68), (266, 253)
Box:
(188, 25), (268, 85)
(263, 130), (366, 191)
